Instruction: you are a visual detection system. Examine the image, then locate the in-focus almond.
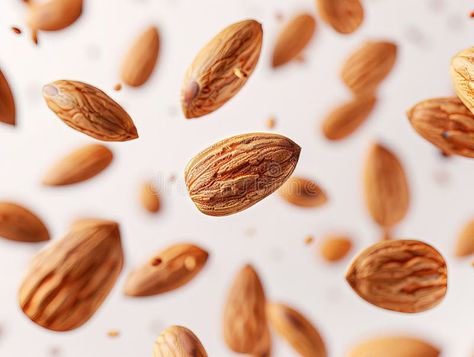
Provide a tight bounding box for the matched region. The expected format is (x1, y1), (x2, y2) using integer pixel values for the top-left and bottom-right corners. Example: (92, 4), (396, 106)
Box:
(347, 336), (440, 357)
(455, 219), (474, 257)
(0, 202), (49, 242)
(26, 0), (83, 31)
(278, 176), (328, 208)
(140, 181), (160, 213)
(320, 235), (352, 262)
(154, 325), (208, 357)
(317, 0), (364, 34)
(0, 69), (16, 125)
(451, 47), (474, 115)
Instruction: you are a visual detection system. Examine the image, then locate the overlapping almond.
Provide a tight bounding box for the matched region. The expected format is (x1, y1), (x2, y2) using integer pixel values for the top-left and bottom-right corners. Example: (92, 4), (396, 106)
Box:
(154, 325), (208, 357)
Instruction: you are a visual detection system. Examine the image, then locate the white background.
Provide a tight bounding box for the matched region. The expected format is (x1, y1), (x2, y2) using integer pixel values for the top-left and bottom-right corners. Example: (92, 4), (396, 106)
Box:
(0, 0), (473, 356)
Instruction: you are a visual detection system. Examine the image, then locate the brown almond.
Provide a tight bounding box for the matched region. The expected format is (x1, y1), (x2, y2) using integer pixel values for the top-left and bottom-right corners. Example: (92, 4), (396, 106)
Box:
(42, 144), (113, 186)
(320, 235), (352, 262)
(278, 176), (328, 208)
(26, 0), (83, 31)
(347, 336), (440, 357)
(121, 26), (160, 87)
(317, 0), (364, 34)
(455, 219), (474, 257)
(19, 219), (123, 331)
(346, 239), (447, 313)
(181, 20), (262, 119)
(272, 13), (316, 68)
(0, 202), (49, 242)
(266, 302), (327, 357)
(451, 47), (474, 115)
(43, 80), (138, 141)
(124, 243), (208, 297)
(0, 69), (16, 125)
(154, 325), (208, 357)
(140, 181), (160, 213)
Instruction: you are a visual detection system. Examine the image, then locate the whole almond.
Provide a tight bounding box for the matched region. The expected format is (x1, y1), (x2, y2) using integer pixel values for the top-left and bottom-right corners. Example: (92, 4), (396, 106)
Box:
(407, 97), (474, 158)
(317, 0), (364, 34)
(321, 95), (376, 141)
(346, 239), (447, 313)
(124, 243), (208, 297)
(455, 219), (474, 257)
(272, 13), (316, 68)
(341, 41), (397, 95)
(43, 80), (138, 141)
(154, 325), (208, 357)
(278, 176), (328, 208)
(181, 19), (262, 119)
(347, 336), (440, 357)
(364, 143), (410, 229)
(19, 219), (123, 331)
(140, 181), (160, 213)
(42, 144), (113, 186)
(26, 0), (82, 31)
(0, 202), (49, 242)
(320, 235), (352, 262)
(266, 302), (327, 357)
(121, 26), (160, 87)
(0, 69), (16, 125)
(185, 133), (301, 216)
(451, 47), (474, 115)
(223, 264), (267, 354)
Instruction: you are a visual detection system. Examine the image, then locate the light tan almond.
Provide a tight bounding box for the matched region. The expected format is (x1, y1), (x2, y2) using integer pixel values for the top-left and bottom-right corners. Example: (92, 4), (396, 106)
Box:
(42, 144), (113, 186)
(181, 19), (262, 118)
(320, 235), (352, 262)
(223, 264), (267, 354)
(272, 13), (316, 68)
(121, 26), (160, 87)
(124, 243), (208, 297)
(140, 181), (160, 213)
(347, 336), (440, 357)
(346, 239), (447, 313)
(267, 302), (327, 357)
(0, 202), (49, 243)
(19, 219), (123, 331)
(341, 41), (397, 95)
(278, 176), (328, 208)
(317, 0), (364, 34)
(154, 325), (208, 357)
(322, 95), (376, 141)
(455, 219), (474, 257)
(43, 80), (138, 141)
(0, 69), (16, 125)
(26, 0), (82, 31)
(364, 142), (410, 229)
(252, 325), (272, 357)
(451, 47), (474, 115)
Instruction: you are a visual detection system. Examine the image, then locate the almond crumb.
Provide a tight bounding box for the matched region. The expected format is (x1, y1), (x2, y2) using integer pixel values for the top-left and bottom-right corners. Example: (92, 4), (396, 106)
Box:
(113, 83), (122, 91)
(304, 235), (314, 245)
(265, 117), (276, 129)
(11, 26), (22, 35)
(107, 329), (120, 337)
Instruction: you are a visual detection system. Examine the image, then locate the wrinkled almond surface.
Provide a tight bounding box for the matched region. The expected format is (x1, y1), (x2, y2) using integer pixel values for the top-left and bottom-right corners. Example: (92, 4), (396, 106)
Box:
(347, 336), (440, 357)
(451, 47), (474, 116)
(140, 181), (160, 213)
(154, 325), (208, 357)
(455, 219), (474, 257)
(0, 202), (49, 243)
(278, 176), (328, 208)
(317, 0), (364, 34)
(320, 235), (353, 262)
(0, 69), (16, 125)
(26, 0), (83, 31)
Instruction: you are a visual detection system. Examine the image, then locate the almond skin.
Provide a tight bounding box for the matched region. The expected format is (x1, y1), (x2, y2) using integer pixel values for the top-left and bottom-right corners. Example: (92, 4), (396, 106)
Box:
(320, 235), (352, 262)
(272, 13), (316, 68)
(0, 202), (49, 243)
(347, 336), (440, 357)
(124, 243), (208, 297)
(43, 80), (138, 141)
(346, 239), (447, 313)
(140, 181), (160, 213)
(317, 0), (364, 34)
(42, 144), (113, 186)
(121, 26), (160, 87)
(154, 326), (208, 357)
(26, 0), (83, 31)
(0, 69), (16, 125)
(181, 19), (262, 119)
(455, 219), (474, 257)
(278, 176), (328, 208)
(451, 47), (474, 115)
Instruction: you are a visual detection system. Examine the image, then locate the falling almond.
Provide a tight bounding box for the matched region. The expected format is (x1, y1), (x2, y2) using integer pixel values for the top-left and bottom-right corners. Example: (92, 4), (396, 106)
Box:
(320, 235), (352, 262)
(278, 176), (328, 208)
(347, 336), (440, 357)
(0, 202), (49, 242)
(317, 0), (364, 34)
(455, 219), (474, 257)
(140, 181), (160, 213)
(26, 0), (83, 31)
(154, 325), (208, 357)
(0, 69), (16, 125)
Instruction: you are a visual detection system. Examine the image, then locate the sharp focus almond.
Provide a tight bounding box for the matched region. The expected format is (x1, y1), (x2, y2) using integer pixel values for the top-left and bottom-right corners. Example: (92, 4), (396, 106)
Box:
(124, 243), (208, 297)
(320, 235), (352, 262)
(341, 41), (397, 95)
(347, 336), (440, 357)
(42, 144), (113, 186)
(272, 13), (316, 68)
(140, 181), (160, 213)
(455, 219), (474, 257)
(19, 219), (124, 331)
(451, 47), (474, 116)
(0, 69), (16, 125)
(185, 133), (301, 216)
(0, 202), (49, 242)
(154, 325), (208, 357)
(267, 302), (327, 357)
(26, 0), (83, 31)
(43, 80), (138, 141)
(278, 176), (328, 208)
(317, 0), (364, 34)
(181, 20), (262, 119)
(346, 239), (447, 313)
(121, 26), (160, 87)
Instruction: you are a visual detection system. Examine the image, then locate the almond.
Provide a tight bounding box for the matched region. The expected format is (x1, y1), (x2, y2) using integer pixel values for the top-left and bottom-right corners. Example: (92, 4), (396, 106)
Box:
(320, 235), (352, 262)
(154, 325), (208, 357)
(124, 243), (208, 297)
(272, 13), (316, 68)
(121, 26), (160, 87)
(0, 69), (16, 125)
(185, 133), (300, 216)
(317, 0), (364, 34)
(266, 302), (327, 357)
(347, 336), (440, 357)
(0, 202), (49, 242)
(43, 80), (138, 141)
(181, 19), (262, 118)
(346, 239), (447, 313)
(451, 47), (474, 115)
(26, 0), (83, 31)
(19, 219), (123, 331)
(455, 219), (474, 257)
(140, 181), (160, 213)
(278, 176), (328, 208)
(42, 144), (113, 186)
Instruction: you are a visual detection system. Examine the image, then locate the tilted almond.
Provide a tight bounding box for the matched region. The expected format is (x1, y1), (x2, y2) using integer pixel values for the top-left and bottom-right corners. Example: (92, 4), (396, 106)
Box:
(346, 239), (447, 313)
(347, 336), (440, 357)
(185, 133), (301, 216)
(266, 302), (327, 357)
(223, 264), (267, 354)
(26, 0), (83, 31)
(317, 0), (364, 34)
(121, 26), (160, 87)
(42, 144), (113, 186)
(19, 219), (123, 331)
(124, 243), (208, 297)
(272, 13), (316, 68)
(0, 202), (49, 242)
(320, 235), (352, 262)
(341, 41), (397, 95)
(154, 325), (208, 357)
(321, 95), (376, 141)
(455, 219), (474, 257)
(364, 142), (410, 229)
(140, 181), (160, 213)
(0, 69), (16, 125)
(181, 19), (262, 118)
(278, 176), (328, 208)
(451, 47), (474, 115)
(43, 80), (138, 141)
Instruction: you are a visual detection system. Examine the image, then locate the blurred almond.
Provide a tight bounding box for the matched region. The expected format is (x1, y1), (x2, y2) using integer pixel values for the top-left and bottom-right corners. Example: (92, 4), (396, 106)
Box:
(455, 219), (474, 257)
(320, 235), (352, 262)
(0, 69), (16, 125)
(347, 336), (440, 357)
(154, 325), (208, 357)
(0, 202), (49, 242)
(278, 176), (328, 208)
(26, 0), (83, 31)
(140, 181), (160, 213)
(317, 0), (364, 34)
(451, 47), (474, 115)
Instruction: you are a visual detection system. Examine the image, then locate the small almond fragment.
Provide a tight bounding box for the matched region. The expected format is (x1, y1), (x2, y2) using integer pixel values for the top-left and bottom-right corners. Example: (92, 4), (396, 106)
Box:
(0, 202), (49, 242)
(455, 219), (474, 257)
(317, 0), (364, 34)
(278, 176), (328, 208)
(154, 325), (208, 357)
(451, 47), (474, 116)
(139, 181), (160, 213)
(0, 69), (16, 125)
(26, 0), (83, 31)
(347, 336), (440, 357)
(320, 235), (352, 262)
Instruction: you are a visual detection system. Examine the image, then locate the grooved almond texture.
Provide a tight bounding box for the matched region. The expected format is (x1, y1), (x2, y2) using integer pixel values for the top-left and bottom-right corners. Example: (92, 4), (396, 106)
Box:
(185, 133), (301, 216)
(26, 0), (83, 31)
(455, 219), (474, 257)
(0, 69), (16, 125)
(278, 176), (328, 208)
(0, 202), (49, 242)
(140, 181), (160, 213)
(451, 47), (474, 115)
(317, 0), (364, 34)
(181, 19), (262, 119)
(42, 144), (113, 186)
(154, 325), (208, 357)
(18, 220), (123, 331)
(43, 80), (138, 141)
(347, 336), (440, 357)
(320, 235), (352, 262)
(346, 239), (447, 313)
